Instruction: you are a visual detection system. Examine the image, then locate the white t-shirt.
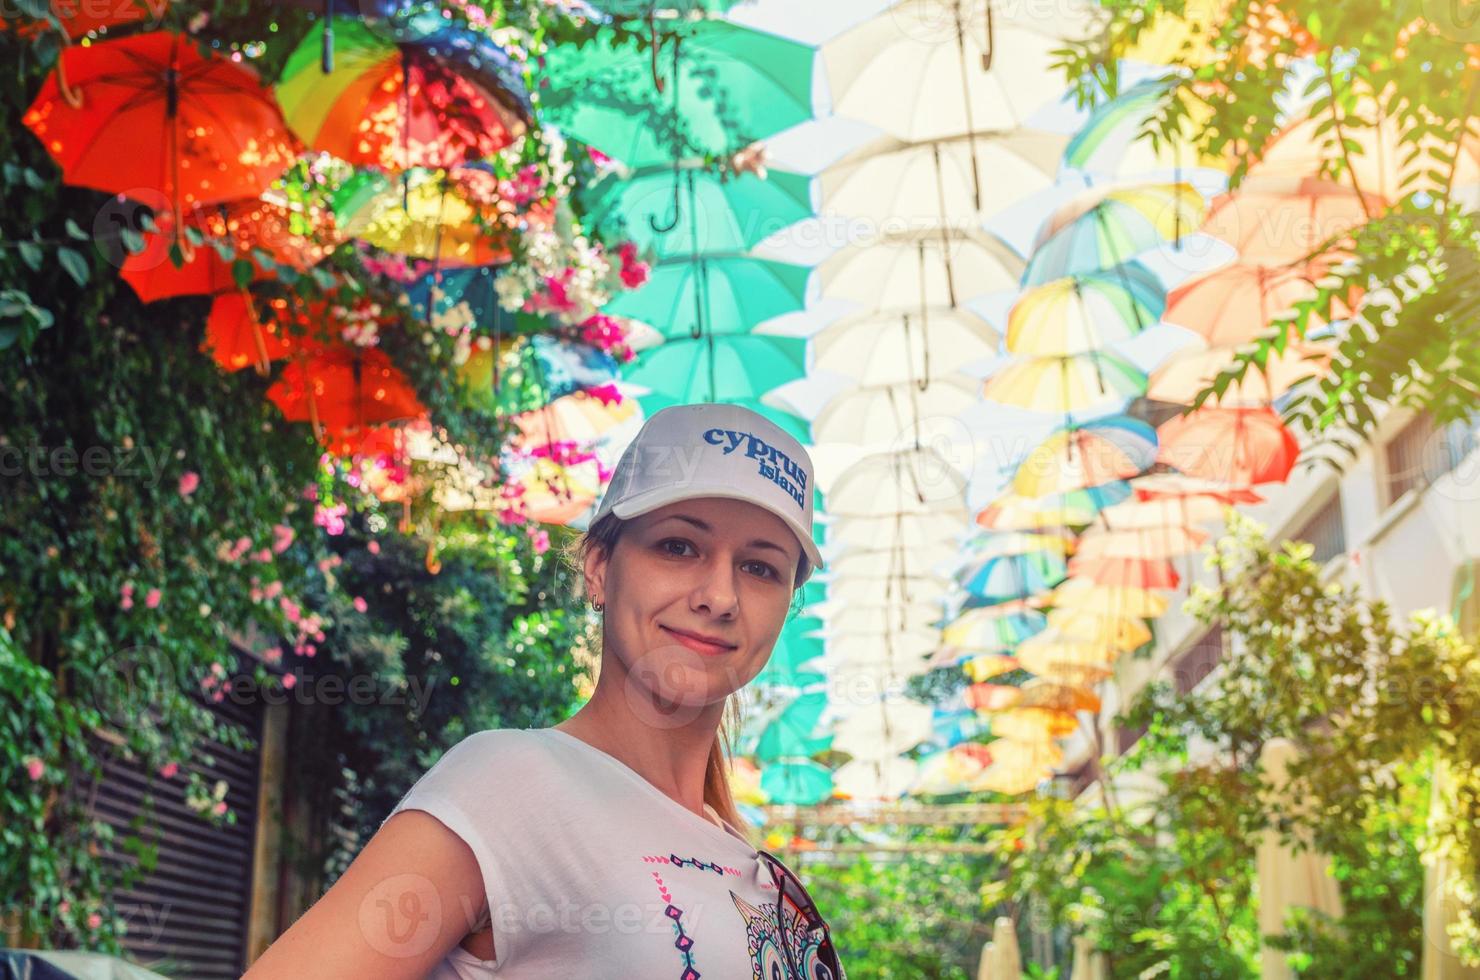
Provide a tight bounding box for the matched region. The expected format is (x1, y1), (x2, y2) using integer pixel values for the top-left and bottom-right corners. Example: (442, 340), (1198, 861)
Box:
(382, 726), (841, 979)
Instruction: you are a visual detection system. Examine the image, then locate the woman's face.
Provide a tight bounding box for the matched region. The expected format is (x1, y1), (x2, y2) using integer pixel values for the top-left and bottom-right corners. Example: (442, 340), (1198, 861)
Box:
(586, 496), (801, 715)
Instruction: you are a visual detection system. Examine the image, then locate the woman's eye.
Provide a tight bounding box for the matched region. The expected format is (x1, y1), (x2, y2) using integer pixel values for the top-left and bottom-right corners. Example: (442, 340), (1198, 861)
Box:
(660, 539), (695, 557)
(660, 540), (777, 580)
(744, 561), (779, 580)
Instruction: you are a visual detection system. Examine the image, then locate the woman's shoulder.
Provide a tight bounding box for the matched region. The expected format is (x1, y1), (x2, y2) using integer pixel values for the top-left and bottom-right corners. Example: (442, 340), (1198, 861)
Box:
(430, 727), (558, 774)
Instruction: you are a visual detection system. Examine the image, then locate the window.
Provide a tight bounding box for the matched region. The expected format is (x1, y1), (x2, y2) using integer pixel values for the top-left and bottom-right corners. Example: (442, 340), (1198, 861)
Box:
(1290, 492), (1346, 566)
(1383, 411), (1479, 508)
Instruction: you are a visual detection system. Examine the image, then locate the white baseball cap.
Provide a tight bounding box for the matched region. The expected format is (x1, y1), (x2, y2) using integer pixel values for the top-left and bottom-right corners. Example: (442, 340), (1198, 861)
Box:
(591, 403), (824, 586)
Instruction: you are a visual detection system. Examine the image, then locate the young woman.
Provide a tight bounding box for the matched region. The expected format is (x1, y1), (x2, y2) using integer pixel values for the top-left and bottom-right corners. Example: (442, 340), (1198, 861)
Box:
(243, 403), (846, 979)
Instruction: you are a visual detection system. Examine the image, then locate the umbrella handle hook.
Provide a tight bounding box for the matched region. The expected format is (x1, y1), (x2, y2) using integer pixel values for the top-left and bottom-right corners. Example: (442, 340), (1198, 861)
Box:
(649, 12), (665, 93)
(649, 161), (681, 233)
(56, 31), (84, 109)
(981, 0), (995, 71)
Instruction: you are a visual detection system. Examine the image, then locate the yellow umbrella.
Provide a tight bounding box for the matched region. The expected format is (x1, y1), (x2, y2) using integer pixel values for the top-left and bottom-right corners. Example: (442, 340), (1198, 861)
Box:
(986, 707), (1080, 742)
(978, 493), (1100, 531)
(1047, 606), (1153, 651)
(1047, 578), (1171, 618)
(982, 350), (1147, 414)
(963, 653), (1023, 682)
(336, 168), (521, 264)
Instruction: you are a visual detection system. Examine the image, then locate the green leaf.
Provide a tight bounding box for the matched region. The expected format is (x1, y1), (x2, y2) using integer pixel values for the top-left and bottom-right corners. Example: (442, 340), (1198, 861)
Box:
(57, 247), (89, 287)
(232, 259), (255, 289)
(120, 227), (146, 255)
(17, 242), (42, 271)
(64, 219), (88, 241)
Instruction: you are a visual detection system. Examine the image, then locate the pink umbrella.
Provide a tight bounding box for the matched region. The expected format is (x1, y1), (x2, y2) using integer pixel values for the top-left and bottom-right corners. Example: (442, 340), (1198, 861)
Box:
(1201, 176), (1385, 272)
(1067, 554), (1181, 590)
(1163, 262), (1362, 346)
(1156, 405), (1301, 487)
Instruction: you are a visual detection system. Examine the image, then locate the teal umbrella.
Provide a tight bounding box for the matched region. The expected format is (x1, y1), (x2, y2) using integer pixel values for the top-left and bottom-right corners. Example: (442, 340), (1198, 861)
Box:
(754, 691), (835, 762)
(539, 20), (815, 168)
(582, 161), (815, 259)
(623, 334), (808, 404)
(606, 254), (811, 340)
(760, 759), (834, 805)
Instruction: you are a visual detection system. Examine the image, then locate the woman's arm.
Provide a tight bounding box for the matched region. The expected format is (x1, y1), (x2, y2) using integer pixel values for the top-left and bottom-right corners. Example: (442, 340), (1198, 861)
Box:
(242, 809), (491, 979)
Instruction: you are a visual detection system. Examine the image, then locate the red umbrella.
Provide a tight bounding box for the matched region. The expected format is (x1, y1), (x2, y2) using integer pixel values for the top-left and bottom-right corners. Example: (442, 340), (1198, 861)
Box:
(202, 291), (299, 376)
(121, 197), (335, 302)
(1155, 405), (1301, 487)
(267, 345), (426, 442)
(23, 31), (299, 223)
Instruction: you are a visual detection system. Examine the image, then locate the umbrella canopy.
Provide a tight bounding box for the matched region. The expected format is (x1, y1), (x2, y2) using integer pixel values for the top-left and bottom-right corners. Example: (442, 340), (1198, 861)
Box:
(605, 254), (811, 340)
(1046, 607), (1153, 651)
(957, 550), (1068, 606)
(1024, 182), (1204, 285)
(276, 16), (530, 171)
(583, 161), (814, 259)
(1067, 554), (1181, 591)
(202, 291), (298, 375)
(981, 350), (1147, 414)
(824, 0), (1095, 142)
(759, 759), (834, 805)
(622, 334), (809, 404)
(1074, 524), (1208, 560)
(332, 167), (529, 265)
(812, 307), (1000, 387)
(977, 482), (1132, 531)
(267, 345), (426, 440)
(1011, 416), (1158, 497)
(1063, 74), (1222, 176)
(1162, 262), (1358, 347)
(817, 227), (1022, 313)
(1156, 404), (1301, 486)
(23, 31), (299, 220)
(1145, 332), (1333, 406)
(540, 19), (814, 168)
(1047, 578), (1171, 618)
(1200, 176), (1386, 270)
(1005, 263), (1165, 355)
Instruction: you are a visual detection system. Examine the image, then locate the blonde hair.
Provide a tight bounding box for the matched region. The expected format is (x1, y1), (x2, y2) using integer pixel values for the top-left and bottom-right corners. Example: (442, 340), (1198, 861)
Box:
(565, 512), (808, 846)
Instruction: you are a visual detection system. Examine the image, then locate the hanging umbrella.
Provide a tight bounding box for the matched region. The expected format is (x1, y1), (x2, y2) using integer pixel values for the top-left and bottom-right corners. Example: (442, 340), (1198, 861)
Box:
(832, 756), (920, 801)
(1018, 678), (1102, 713)
(962, 652), (1024, 682)
(955, 531), (1076, 563)
(1162, 262), (1358, 347)
(508, 389), (637, 455)
(817, 227), (1022, 314)
(911, 742), (995, 795)
(1047, 578), (1170, 618)
(23, 31), (299, 223)
(621, 334), (809, 405)
(812, 307), (1000, 387)
(540, 19), (814, 168)
(1074, 524), (1208, 560)
(1024, 182), (1204, 285)
(1200, 176), (1385, 271)
(820, 129), (1065, 224)
(1004, 263), (1165, 355)
(830, 698), (935, 759)
(1068, 554), (1181, 590)
(759, 759), (834, 805)
(1145, 333), (1333, 406)
(331, 167), (528, 265)
(267, 344), (426, 441)
(824, 0), (1095, 143)
(1130, 472), (1267, 504)
(957, 551), (1068, 606)
(1011, 416), (1158, 497)
(749, 691), (834, 761)
(1016, 628), (1120, 674)
(981, 350), (1147, 414)
(583, 160), (814, 259)
(964, 683), (1023, 712)
(970, 740), (1061, 794)
(983, 708), (1080, 743)
(202, 290), (299, 375)
(1046, 607), (1153, 651)
(812, 377), (979, 447)
(1156, 404), (1301, 486)
(275, 16), (530, 172)
(1251, 96), (1480, 202)
(977, 482), (1132, 531)
(605, 254), (811, 340)
(1063, 74), (1222, 176)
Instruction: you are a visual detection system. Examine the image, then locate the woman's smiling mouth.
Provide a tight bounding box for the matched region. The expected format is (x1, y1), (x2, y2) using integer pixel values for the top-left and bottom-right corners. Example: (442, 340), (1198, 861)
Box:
(659, 625), (737, 655)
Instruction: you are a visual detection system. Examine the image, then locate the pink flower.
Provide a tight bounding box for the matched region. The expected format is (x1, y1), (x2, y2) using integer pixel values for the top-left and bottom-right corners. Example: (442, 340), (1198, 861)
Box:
(23, 756), (44, 781)
(588, 383), (624, 407)
(620, 260), (650, 290)
(282, 672), (297, 690)
(120, 594), (134, 611)
(353, 596), (368, 613)
(158, 761), (179, 779)
(314, 502), (348, 536)
(252, 548), (273, 563)
(279, 597), (301, 624)
(87, 913), (102, 930)
(212, 800), (227, 816)
(144, 588), (162, 609)
(271, 524), (295, 554)
(587, 146), (614, 169)
(264, 581), (284, 600)
(367, 540), (380, 555)
(57, 900), (70, 915)
(529, 529), (550, 555)
(178, 471), (200, 497)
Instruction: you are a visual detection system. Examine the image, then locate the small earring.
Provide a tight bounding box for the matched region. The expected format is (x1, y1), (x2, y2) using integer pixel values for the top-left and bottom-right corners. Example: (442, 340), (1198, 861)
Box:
(591, 598), (604, 611)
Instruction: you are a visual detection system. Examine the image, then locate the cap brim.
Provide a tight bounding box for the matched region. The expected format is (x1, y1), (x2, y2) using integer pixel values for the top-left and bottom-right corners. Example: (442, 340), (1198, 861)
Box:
(610, 485), (825, 578)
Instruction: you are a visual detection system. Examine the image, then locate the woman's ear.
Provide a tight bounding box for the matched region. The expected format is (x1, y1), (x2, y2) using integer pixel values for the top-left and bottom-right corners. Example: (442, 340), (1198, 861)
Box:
(584, 537), (609, 605)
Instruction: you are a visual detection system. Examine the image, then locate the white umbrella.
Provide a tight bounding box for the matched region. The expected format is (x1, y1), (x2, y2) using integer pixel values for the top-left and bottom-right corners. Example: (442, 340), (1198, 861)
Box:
(826, 447), (971, 515)
(826, 541), (961, 580)
(1257, 737), (1345, 980)
(802, 598), (948, 635)
(825, 0), (1096, 142)
(816, 228), (1021, 311)
(813, 307), (1000, 387)
(820, 129), (1066, 225)
(830, 696), (935, 758)
(813, 376), (980, 446)
(833, 755), (920, 800)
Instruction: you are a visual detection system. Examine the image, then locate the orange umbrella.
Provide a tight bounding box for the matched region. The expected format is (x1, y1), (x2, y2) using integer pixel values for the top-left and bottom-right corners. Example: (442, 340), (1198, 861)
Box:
(1097, 494), (1233, 529)
(267, 345), (426, 442)
(1156, 405), (1301, 486)
(23, 31), (299, 223)
(1146, 331), (1333, 406)
(202, 290), (297, 375)
(1163, 263), (1360, 347)
(1074, 524), (1208, 560)
(1068, 554), (1181, 591)
(1018, 678), (1102, 714)
(1200, 177), (1386, 271)
(964, 683), (1023, 712)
